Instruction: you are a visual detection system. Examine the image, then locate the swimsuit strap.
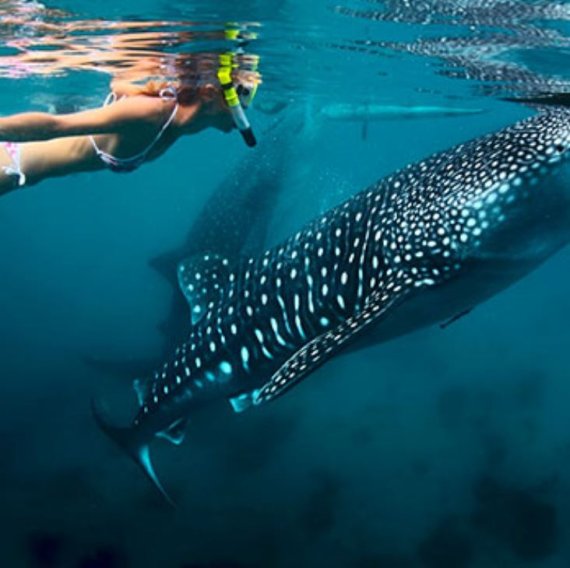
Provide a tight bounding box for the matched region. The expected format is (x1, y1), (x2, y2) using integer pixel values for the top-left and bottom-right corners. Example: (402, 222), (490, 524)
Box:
(143, 98), (179, 154)
(159, 86), (177, 101)
(103, 92), (125, 106)
(104, 92), (117, 106)
(1, 141), (26, 186)
(89, 91), (178, 171)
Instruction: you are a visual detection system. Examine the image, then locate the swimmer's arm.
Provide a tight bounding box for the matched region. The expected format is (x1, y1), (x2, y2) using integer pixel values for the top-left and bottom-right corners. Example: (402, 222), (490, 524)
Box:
(110, 80), (144, 97)
(110, 78), (174, 98)
(0, 96), (165, 142)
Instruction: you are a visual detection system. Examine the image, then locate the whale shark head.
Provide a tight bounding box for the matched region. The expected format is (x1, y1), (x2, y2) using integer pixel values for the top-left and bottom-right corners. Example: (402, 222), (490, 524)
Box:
(479, 108), (570, 258)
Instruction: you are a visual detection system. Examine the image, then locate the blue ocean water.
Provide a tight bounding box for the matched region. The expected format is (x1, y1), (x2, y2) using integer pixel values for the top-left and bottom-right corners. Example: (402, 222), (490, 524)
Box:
(0, 0), (569, 566)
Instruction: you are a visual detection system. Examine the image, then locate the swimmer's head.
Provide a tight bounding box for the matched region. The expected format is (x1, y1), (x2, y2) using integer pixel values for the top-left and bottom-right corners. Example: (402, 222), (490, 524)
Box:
(146, 51), (261, 144)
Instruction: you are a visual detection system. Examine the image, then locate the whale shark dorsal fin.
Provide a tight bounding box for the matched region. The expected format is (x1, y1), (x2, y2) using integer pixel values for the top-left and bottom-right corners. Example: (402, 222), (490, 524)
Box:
(157, 418), (188, 445)
(177, 253), (235, 325)
(254, 291), (407, 405)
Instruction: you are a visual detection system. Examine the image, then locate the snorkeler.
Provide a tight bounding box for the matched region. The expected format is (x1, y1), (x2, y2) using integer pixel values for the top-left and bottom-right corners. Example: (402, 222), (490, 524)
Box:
(0, 52), (259, 195)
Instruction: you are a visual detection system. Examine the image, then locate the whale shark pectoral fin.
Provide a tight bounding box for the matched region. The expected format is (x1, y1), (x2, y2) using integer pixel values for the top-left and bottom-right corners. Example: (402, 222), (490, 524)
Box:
(177, 253), (236, 325)
(254, 291), (406, 406)
(157, 418), (188, 445)
(440, 308), (473, 329)
(91, 399), (175, 506)
(228, 389), (262, 413)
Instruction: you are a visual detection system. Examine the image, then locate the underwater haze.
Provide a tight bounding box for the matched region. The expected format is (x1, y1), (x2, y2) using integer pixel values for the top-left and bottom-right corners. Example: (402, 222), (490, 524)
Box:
(1, 0), (570, 566)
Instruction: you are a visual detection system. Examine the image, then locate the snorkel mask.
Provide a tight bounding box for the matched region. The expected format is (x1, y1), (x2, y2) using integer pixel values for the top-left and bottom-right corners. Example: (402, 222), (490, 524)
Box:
(217, 52), (259, 147)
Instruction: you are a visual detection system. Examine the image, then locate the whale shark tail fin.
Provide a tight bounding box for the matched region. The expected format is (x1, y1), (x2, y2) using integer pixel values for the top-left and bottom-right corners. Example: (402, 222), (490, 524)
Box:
(91, 399), (174, 506)
(505, 92), (570, 108)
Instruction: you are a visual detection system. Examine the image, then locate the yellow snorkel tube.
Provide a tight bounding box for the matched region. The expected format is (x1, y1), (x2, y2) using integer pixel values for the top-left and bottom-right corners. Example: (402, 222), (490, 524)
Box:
(218, 52), (258, 148)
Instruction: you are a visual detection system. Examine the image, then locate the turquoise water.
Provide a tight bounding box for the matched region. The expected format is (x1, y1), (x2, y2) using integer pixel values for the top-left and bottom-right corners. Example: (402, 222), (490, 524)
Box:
(0, 1), (569, 566)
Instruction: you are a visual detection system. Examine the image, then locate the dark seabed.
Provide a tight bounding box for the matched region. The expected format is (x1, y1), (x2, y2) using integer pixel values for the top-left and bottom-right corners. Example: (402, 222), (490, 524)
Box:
(1, 0), (570, 566)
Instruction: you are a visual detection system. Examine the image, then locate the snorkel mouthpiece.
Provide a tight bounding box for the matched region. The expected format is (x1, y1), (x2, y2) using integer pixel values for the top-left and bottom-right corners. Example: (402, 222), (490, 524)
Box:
(240, 127), (257, 148)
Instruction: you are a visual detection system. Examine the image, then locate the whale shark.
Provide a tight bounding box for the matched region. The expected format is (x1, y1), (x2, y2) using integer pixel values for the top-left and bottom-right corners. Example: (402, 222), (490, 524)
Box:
(94, 108), (570, 502)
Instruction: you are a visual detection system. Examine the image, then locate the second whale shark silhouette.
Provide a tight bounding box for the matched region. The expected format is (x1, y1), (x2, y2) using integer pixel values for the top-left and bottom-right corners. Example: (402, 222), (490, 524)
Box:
(85, 110), (309, 381)
(94, 107), (570, 502)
